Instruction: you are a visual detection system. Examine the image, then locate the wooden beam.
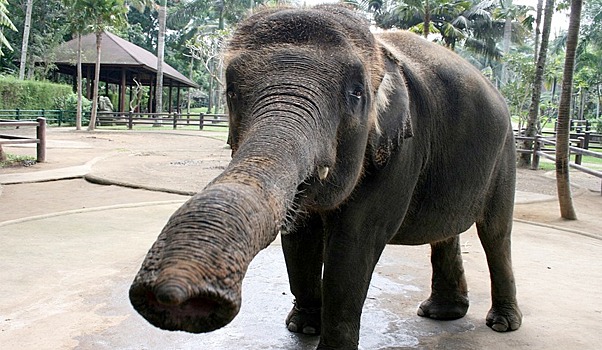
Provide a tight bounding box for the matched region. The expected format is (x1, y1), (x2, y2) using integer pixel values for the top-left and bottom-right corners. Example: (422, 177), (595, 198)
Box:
(176, 86), (181, 113)
(168, 84), (173, 113)
(120, 68), (126, 113)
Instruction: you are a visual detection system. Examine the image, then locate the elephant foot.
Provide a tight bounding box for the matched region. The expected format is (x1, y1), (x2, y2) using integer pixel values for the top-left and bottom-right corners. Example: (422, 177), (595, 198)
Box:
(285, 300), (321, 335)
(417, 294), (469, 320)
(486, 303), (522, 332)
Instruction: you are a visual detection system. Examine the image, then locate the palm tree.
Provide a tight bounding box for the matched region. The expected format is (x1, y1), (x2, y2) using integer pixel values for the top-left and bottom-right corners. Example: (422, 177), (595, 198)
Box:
(81, 0), (128, 131)
(0, 0), (16, 57)
(518, 0), (554, 167)
(18, 0), (33, 80)
(389, 0), (475, 45)
(0, 0), (16, 162)
(494, 0), (533, 84)
(555, 0), (582, 220)
(62, 0), (90, 130)
(155, 0), (166, 117)
(533, 0), (543, 64)
(170, 0), (252, 113)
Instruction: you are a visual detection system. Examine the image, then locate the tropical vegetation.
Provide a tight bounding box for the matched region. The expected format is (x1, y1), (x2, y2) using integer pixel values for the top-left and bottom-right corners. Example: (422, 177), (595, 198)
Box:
(0, 0), (600, 135)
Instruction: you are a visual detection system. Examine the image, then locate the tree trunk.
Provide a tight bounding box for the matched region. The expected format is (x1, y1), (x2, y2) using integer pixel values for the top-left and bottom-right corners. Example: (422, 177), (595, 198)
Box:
(555, 0), (582, 220)
(423, 1), (431, 38)
(0, 144), (6, 162)
(18, 0), (33, 80)
(207, 58), (214, 114)
(76, 33), (82, 131)
(519, 0), (554, 167)
(88, 31), (102, 131)
(155, 0), (167, 122)
(578, 88), (585, 120)
(596, 84), (602, 119)
(534, 0), (543, 64)
(187, 56), (193, 113)
(501, 15), (512, 85)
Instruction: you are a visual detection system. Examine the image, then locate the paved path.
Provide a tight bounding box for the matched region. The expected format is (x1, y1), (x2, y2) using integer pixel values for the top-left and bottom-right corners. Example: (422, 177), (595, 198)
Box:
(0, 128), (601, 349)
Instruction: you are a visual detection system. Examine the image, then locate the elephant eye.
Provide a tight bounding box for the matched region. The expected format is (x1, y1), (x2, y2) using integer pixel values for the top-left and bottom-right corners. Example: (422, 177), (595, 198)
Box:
(349, 88), (363, 99)
(227, 90), (236, 99)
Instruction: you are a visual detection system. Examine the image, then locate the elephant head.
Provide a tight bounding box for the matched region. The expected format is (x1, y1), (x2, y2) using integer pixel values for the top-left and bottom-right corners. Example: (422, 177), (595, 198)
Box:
(129, 5), (412, 333)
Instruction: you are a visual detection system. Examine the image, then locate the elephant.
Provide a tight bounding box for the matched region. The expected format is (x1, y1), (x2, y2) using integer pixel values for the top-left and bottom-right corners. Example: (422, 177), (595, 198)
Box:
(129, 5), (522, 349)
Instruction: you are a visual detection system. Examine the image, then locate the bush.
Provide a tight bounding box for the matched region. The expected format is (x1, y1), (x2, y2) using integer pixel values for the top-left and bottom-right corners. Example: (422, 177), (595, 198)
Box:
(54, 93), (92, 113)
(594, 118), (602, 134)
(0, 76), (73, 110)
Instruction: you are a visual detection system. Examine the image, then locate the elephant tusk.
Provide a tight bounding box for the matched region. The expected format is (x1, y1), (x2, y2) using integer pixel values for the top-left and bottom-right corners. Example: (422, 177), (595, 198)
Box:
(318, 166), (330, 181)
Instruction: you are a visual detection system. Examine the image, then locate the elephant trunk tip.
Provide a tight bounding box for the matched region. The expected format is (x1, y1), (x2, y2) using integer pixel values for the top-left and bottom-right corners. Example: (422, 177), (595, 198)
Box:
(129, 279), (241, 333)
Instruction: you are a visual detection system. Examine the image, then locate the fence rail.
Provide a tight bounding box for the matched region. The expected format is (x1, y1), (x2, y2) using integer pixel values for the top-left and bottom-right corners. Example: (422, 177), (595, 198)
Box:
(516, 134), (602, 194)
(1, 109), (600, 193)
(95, 111), (229, 130)
(0, 117), (46, 162)
(0, 109), (229, 130)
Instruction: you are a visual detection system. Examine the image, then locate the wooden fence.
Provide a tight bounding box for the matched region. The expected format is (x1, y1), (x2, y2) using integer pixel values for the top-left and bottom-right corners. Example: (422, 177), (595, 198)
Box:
(0, 109), (72, 126)
(516, 134), (602, 194)
(95, 111), (229, 130)
(1, 109), (600, 194)
(0, 117), (46, 162)
(0, 109), (229, 129)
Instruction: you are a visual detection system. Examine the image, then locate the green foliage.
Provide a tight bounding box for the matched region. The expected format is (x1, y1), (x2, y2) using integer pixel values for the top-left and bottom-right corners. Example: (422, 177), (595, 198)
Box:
(80, 0), (129, 33)
(0, 153), (36, 168)
(53, 92), (92, 112)
(501, 52), (535, 114)
(0, 0), (17, 56)
(0, 76), (72, 109)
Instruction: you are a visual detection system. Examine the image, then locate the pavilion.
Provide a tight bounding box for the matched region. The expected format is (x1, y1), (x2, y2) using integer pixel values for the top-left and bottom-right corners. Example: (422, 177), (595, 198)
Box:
(52, 31), (199, 114)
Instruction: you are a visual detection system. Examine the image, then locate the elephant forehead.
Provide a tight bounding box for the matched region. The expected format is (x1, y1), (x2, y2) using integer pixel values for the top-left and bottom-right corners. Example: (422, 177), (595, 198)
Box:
(230, 10), (348, 49)
(226, 6), (384, 94)
(226, 47), (355, 78)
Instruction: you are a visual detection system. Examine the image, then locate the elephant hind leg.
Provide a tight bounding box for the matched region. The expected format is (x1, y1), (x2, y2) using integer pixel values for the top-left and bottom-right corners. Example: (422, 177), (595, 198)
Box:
(476, 205), (522, 332)
(418, 235), (469, 320)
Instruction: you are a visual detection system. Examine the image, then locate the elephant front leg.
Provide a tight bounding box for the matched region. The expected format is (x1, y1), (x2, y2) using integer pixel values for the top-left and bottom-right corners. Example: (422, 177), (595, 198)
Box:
(418, 236), (470, 320)
(282, 214), (324, 335)
(318, 225), (388, 349)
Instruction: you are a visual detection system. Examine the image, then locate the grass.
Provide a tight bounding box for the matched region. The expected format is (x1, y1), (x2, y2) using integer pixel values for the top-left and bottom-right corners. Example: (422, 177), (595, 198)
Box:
(534, 155), (602, 171)
(0, 153), (37, 168)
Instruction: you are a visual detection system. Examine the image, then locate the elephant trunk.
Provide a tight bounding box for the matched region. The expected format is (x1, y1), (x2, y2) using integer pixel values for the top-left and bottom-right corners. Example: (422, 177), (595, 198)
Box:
(129, 108), (320, 333)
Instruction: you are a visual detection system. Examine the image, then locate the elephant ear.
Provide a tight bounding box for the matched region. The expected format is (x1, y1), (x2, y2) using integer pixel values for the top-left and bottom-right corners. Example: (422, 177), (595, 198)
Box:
(369, 51), (414, 169)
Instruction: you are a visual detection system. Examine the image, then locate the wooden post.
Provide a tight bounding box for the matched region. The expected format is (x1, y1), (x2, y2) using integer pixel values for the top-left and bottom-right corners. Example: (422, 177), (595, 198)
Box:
(148, 78), (154, 114)
(172, 111), (177, 130)
(531, 135), (541, 170)
(168, 84), (173, 113)
(36, 117), (46, 163)
(120, 68), (126, 114)
(128, 111), (133, 130)
(176, 86), (181, 113)
(575, 137), (584, 165)
(86, 66), (91, 99)
(199, 113), (204, 130)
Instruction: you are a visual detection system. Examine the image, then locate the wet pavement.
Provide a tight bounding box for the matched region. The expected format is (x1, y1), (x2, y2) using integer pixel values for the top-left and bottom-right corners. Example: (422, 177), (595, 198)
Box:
(1, 128), (601, 349)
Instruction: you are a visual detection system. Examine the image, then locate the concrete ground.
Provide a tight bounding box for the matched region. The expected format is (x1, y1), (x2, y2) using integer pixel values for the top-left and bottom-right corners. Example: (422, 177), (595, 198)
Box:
(0, 127), (601, 350)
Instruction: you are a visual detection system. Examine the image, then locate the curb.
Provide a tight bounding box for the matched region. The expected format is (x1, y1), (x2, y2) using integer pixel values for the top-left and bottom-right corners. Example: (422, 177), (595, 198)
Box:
(514, 218), (602, 241)
(84, 173), (196, 196)
(0, 200), (187, 228)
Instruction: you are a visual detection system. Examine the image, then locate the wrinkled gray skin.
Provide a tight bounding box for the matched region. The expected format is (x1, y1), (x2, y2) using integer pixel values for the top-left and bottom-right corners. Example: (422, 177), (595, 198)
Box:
(130, 5), (521, 349)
